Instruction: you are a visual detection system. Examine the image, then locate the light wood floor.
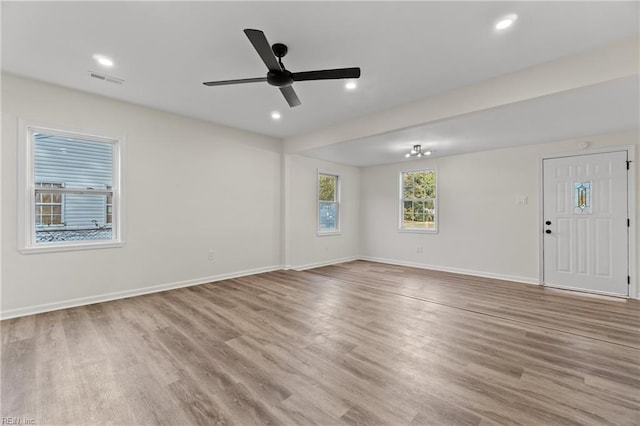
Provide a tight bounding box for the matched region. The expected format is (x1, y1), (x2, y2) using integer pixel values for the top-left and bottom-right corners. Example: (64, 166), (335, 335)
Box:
(2, 260), (639, 425)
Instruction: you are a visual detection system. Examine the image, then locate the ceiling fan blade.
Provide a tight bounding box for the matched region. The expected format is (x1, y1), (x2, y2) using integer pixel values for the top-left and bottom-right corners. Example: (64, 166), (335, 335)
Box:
(203, 77), (267, 86)
(292, 67), (361, 82)
(280, 86), (301, 107)
(244, 29), (281, 72)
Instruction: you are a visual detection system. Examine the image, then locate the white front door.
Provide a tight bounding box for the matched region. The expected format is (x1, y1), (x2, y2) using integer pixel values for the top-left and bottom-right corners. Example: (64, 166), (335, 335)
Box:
(542, 151), (629, 296)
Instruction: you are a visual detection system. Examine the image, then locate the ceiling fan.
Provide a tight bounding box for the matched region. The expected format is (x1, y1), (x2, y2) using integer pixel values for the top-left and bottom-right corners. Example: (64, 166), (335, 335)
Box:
(203, 29), (361, 107)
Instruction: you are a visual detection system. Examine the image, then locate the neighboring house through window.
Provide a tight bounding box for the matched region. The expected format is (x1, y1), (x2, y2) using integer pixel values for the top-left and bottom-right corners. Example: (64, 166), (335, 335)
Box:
(318, 172), (340, 234)
(400, 169), (437, 232)
(35, 182), (64, 226)
(18, 121), (124, 252)
(106, 186), (113, 225)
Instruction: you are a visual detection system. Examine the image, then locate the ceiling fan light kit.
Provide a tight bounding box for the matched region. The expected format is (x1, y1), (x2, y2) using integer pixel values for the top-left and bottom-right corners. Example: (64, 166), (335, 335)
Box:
(203, 29), (361, 107)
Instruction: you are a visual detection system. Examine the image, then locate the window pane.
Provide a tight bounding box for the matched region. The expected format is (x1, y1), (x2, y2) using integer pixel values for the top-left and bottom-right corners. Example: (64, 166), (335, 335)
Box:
(402, 172), (414, 198)
(35, 193), (113, 243)
(34, 134), (113, 189)
(403, 172), (414, 185)
(425, 171), (436, 198)
(403, 201), (412, 219)
(319, 175), (336, 201)
(33, 133), (115, 244)
(319, 202), (337, 230)
(414, 176), (426, 198)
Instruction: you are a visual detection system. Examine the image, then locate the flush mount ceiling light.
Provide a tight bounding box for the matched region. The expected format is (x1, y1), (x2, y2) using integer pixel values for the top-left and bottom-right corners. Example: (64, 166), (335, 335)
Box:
(405, 144), (432, 158)
(495, 14), (518, 30)
(92, 54), (114, 67)
(345, 81), (357, 90)
(271, 111), (281, 120)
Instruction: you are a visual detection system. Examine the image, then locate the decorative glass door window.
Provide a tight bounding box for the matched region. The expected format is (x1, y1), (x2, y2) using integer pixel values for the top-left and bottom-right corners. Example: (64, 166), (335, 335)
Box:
(574, 182), (592, 214)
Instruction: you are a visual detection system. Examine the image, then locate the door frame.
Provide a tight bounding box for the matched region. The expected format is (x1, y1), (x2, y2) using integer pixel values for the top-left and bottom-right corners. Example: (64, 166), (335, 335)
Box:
(538, 145), (637, 298)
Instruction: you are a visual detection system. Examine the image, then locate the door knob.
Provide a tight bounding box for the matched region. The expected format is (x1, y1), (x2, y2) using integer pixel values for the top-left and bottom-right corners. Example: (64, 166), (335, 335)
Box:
(545, 229), (552, 234)
(545, 220), (551, 225)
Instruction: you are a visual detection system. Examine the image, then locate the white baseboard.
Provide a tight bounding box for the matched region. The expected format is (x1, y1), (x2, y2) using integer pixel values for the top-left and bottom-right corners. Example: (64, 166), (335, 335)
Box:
(0, 264), (282, 320)
(292, 256), (360, 272)
(359, 256), (540, 285)
(3, 256), (632, 320)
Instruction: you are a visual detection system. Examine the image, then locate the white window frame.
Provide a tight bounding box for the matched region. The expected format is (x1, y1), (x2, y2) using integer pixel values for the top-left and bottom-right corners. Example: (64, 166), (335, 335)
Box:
(399, 168), (438, 234)
(18, 119), (126, 253)
(317, 170), (341, 236)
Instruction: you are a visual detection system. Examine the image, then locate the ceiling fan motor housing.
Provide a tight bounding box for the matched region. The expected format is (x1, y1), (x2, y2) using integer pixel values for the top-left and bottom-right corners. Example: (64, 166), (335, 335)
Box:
(267, 43), (293, 87)
(267, 70), (294, 87)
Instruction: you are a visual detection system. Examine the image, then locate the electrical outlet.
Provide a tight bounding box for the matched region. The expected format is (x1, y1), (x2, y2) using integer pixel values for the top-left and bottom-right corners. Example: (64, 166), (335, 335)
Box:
(416, 246), (423, 254)
(517, 196), (528, 205)
(208, 249), (215, 260)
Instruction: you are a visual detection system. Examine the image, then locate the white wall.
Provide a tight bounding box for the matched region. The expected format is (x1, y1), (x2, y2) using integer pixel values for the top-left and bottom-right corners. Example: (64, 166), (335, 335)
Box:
(360, 132), (640, 294)
(285, 154), (360, 269)
(2, 74), (637, 319)
(1, 74), (283, 318)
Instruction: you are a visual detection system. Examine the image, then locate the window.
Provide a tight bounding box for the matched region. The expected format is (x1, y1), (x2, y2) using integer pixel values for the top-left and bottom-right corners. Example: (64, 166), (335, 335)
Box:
(400, 169), (437, 232)
(318, 172), (340, 234)
(18, 121), (124, 252)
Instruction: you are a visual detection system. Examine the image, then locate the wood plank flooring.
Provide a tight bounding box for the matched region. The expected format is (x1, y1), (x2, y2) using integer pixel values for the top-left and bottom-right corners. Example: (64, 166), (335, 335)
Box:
(2, 260), (639, 425)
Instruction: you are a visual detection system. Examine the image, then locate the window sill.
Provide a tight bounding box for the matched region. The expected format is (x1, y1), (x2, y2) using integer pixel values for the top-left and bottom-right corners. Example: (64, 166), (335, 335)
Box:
(398, 228), (438, 234)
(20, 240), (124, 254)
(317, 230), (342, 237)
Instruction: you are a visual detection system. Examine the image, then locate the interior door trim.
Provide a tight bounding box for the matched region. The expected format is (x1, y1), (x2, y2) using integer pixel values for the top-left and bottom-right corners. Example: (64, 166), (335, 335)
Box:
(538, 145), (637, 299)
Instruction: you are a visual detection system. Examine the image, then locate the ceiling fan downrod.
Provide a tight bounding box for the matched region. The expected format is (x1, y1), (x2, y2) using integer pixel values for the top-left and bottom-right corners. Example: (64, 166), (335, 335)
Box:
(267, 43), (294, 87)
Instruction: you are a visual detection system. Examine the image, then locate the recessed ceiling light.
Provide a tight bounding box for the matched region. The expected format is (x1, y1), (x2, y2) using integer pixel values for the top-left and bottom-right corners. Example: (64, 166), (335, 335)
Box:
(92, 54), (114, 67)
(271, 111), (281, 120)
(345, 81), (357, 90)
(495, 14), (518, 31)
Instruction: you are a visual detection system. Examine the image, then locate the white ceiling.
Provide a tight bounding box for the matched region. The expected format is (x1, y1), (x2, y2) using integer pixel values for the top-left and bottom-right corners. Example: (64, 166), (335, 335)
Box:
(2, 1), (639, 143)
(301, 76), (640, 167)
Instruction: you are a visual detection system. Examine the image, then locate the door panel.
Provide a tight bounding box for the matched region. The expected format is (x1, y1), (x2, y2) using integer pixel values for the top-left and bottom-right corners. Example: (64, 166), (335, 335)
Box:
(543, 151), (628, 296)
